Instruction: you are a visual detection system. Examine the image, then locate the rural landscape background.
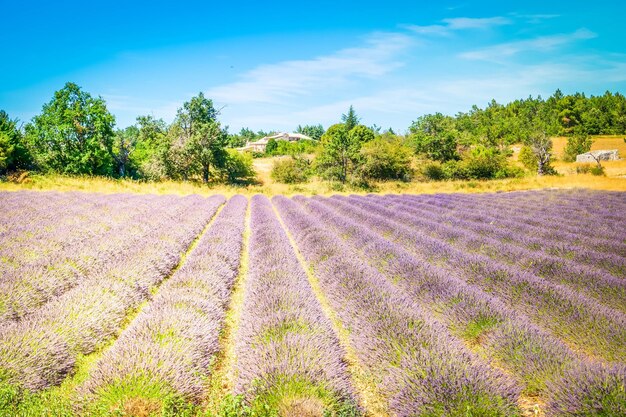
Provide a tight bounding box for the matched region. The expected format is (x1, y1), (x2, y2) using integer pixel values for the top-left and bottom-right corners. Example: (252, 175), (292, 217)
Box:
(1, 1), (625, 416)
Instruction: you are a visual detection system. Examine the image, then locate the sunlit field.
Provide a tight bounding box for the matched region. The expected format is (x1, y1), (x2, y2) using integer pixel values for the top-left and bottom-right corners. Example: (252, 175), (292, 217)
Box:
(1, 189), (625, 416)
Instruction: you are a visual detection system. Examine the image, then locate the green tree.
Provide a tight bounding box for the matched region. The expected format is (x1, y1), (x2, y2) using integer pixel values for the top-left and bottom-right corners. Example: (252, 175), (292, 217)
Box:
(296, 124), (325, 141)
(112, 126), (139, 177)
(0, 111), (30, 173)
(25, 82), (115, 175)
(133, 115), (169, 179)
(176, 92), (217, 138)
(265, 138), (278, 155)
(349, 125), (375, 145)
(563, 128), (593, 162)
(409, 113), (459, 162)
(315, 124), (360, 183)
(358, 136), (413, 180)
(184, 120), (228, 183)
(341, 106), (360, 131)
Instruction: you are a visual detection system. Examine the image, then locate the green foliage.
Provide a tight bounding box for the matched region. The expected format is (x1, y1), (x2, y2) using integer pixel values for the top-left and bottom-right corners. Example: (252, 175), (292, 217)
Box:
(271, 156), (312, 184)
(563, 129), (593, 162)
(460, 146), (510, 180)
(84, 375), (198, 417)
(421, 146), (521, 181)
(422, 162), (446, 181)
(296, 124), (325, 141)
(184, 120), (228, 183)
(224, 149), (256, 184)
(409, 113), (459, 162)
(348, 125), (375, 145)
(133, 115), (170, 179)
(518, 145), (537, 171)
(315, 124), (360, 183)
(273, 139), (318, 156)
(265, 138), (277, 156)
(0, 131), (13, 173)
(358, 137), (413, 181)
(0, 110), (30, 173)
(25, 82), (116, 175)
(341, 106), (360, 131)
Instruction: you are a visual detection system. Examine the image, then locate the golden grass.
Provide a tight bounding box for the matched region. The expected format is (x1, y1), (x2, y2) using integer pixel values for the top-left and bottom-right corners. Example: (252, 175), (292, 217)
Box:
(2, 171), (623, 197)
(551, 135), (626, 178)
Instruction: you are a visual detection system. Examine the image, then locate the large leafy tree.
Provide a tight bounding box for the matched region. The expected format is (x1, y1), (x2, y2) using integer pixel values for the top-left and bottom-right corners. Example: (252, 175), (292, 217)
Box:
(169, 93), (227, 182)
(409, 113), (459, 162)
(315, 123), (360, 183)
(25, 82), (115, 175)
(185, 120), (228, 183)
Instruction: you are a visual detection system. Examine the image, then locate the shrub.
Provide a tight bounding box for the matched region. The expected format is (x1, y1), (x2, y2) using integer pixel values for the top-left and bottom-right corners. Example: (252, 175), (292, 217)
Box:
(422, 162), (446, 181)
(271, 156), (312, 184)
(358, 137), (413, 181)
(518, 145), (537, 171)
(590, 165), (605, 176)
(562, 130), (592, 162)
(460, 146), (507, 179)
(224, 150), (256, 184)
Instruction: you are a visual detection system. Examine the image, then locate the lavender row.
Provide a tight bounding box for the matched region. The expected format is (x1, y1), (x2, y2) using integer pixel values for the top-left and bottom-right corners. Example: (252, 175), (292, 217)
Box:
(79, 195), (247, 411)
(0, 194), (193, 323)
(295, 196), (578, 394)
(0, 195), (224, 392)
(232, 195), (358, 414)
(273, 196), (520, 416)
(361, 195), (626, 311)
(399, 191), (626, 252)
(0, 192), (141, 254)
(396, 191), (626, 251)
(383, 194), (626, 278)
(295, 195), (626, 416)
(320, 195), (626, 363)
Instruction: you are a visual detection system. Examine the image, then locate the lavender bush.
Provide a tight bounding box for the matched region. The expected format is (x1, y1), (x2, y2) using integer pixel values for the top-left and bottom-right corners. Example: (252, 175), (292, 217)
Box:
(233, 195), (359, 414)
(79, 195), (247, 412)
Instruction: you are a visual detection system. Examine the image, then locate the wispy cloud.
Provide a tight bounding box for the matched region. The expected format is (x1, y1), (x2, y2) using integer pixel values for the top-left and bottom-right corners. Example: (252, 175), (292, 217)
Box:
(405, 16), (511, 36)
(443, 16), (512, 29)
(460, 28), (597, 61)
(206, 32), (413, 105)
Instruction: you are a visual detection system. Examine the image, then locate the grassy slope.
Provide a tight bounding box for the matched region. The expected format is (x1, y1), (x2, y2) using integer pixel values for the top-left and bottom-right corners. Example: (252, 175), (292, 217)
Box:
(1, 136), (625, 196)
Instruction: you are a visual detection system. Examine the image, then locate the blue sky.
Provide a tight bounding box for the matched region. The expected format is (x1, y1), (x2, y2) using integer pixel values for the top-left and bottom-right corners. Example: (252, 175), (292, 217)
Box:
(2, 1), (625, 133)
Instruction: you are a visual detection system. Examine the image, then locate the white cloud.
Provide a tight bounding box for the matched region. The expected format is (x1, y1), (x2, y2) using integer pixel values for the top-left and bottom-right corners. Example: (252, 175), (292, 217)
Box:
(405, 16), (511, 36)
(205, 32), (414, 105)
(460, 28), (597, 61)
(442, 16), (512, 29)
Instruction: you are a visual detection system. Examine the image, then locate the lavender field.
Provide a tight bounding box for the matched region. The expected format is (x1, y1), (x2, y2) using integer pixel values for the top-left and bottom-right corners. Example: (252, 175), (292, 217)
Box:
(0, 190), (625, 417)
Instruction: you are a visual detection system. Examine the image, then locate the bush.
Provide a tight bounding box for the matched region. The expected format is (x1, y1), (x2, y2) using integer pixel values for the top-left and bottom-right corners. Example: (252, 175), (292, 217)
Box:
(422, 162), (446, 181)
(518, 145), (537, 171)
(271, 156), (312, 184)
(358, 137), (413, 181)
(423, 146), (522, 181)
(224, 150), (256, 184)
(562, 130), (592, 162)
(581, 164), (606, 176)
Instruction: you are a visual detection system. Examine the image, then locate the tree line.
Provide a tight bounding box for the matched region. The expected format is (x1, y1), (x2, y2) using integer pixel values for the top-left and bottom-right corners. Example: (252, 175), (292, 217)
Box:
(1, 83), (625, 183)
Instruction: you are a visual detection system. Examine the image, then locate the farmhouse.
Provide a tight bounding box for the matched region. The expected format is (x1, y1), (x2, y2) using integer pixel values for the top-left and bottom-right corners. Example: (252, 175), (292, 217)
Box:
(237, 132), (313, 152)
